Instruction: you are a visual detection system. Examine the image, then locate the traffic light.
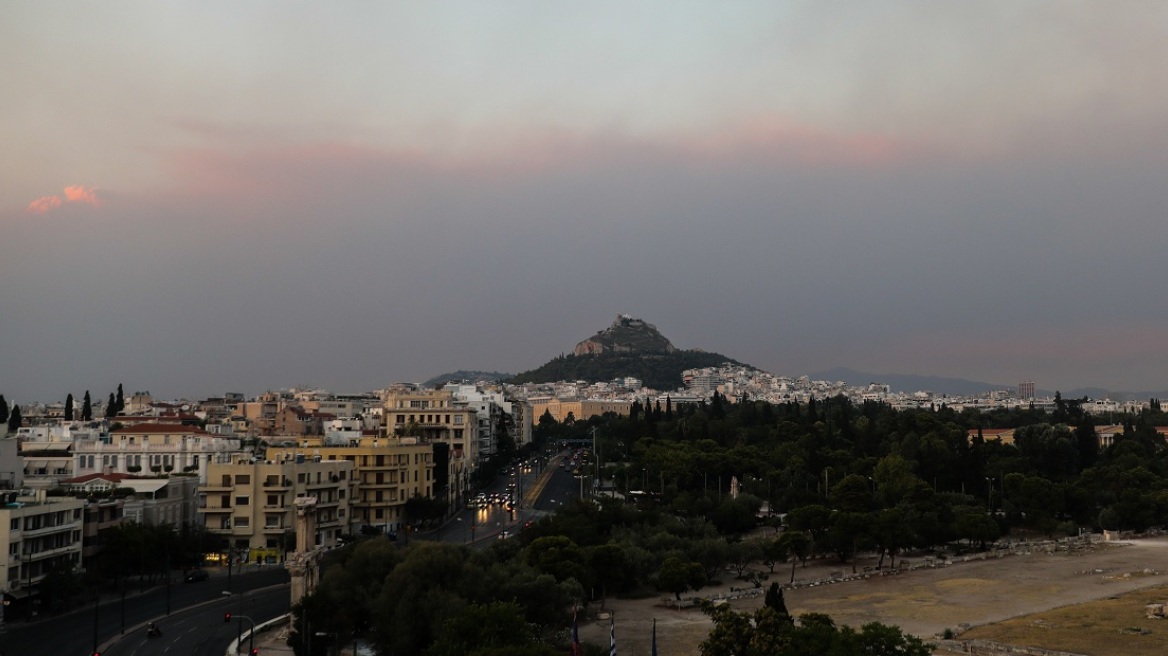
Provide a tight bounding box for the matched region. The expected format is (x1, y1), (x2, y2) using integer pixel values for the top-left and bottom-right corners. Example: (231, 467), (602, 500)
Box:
(224, 611), (232, 622)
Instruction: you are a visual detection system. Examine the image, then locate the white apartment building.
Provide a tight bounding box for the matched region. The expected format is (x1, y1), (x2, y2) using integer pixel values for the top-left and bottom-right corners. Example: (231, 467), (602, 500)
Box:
(0, 492), (85, 604)
(73, 423), (242, 482)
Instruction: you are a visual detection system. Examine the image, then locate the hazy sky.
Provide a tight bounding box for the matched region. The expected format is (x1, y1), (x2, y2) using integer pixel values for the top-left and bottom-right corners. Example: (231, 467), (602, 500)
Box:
(4, 2), (1168, 402)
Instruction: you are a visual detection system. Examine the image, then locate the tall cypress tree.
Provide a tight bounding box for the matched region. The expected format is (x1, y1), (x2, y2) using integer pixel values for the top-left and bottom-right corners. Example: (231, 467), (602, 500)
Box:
(82, 391), (93, 421)
(106, 392), (118, 419)
(65, 393), (75, 421)
(7, 406), (21, 433)
(116, 383), (125, 413)
(0, 395), (8, 424)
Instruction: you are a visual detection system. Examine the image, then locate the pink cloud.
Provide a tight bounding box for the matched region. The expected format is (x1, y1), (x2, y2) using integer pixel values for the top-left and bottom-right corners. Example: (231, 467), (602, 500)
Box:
(63, 185), (101, 206)
(26, 195), (63, 214)
(24, 185), (102, 215)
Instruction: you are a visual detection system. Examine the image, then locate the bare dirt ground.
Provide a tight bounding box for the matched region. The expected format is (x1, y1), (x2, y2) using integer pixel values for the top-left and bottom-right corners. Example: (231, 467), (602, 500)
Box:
(578, 536), (1168, 656)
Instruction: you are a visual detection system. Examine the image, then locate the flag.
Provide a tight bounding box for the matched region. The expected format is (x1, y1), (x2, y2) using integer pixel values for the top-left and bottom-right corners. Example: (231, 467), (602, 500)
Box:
(571, 609), (581, 656)
(651, 618), (658, 656)
(609, 615), (617, 656)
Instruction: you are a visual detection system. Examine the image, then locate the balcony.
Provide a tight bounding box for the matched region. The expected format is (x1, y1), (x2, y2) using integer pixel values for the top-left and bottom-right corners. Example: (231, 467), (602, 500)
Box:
(22, 523), (78, 539)
(23, 543), (80, 562)
(262, 524), (289, 534)
(262, 479), (292, 489)
(198, 506), (232, 514)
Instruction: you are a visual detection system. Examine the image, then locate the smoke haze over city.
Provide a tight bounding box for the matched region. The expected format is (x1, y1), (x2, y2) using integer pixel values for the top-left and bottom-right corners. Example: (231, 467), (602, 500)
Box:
(4, 3), (1168, 401)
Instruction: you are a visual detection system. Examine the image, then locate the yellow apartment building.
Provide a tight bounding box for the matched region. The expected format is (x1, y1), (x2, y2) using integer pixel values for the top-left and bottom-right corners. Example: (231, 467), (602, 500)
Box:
(198, 454), (354, 562)
(266, 436), (434, 535)
(381, 388), (478, 508)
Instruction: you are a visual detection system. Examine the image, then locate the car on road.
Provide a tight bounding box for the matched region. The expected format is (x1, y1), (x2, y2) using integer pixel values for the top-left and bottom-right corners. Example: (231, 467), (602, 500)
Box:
(184, 569), (209, 583)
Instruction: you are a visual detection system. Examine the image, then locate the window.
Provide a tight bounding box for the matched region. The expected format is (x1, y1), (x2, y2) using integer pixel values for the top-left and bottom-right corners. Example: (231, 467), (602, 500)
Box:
(235, 474), (250, 485)
(266, 495), (280, 507)
(235, 517), (249, 527)
(235, 496), (249, 506)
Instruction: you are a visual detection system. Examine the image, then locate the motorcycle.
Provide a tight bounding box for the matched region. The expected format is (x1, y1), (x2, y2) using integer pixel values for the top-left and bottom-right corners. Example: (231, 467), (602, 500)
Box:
(146, 625), (162, 638)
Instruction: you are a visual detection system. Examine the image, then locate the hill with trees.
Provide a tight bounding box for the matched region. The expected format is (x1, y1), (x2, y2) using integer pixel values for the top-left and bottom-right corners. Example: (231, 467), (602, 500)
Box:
(511, 314), (750, 390)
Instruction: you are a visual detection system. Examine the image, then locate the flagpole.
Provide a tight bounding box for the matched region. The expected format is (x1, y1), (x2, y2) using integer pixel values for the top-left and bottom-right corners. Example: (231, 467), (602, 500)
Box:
(652, 617), (658, 656)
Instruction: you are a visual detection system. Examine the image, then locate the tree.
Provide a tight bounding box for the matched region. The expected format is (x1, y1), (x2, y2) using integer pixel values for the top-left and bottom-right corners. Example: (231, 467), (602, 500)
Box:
(82, 390), (92, 421)
(523, 536), (586, 584)
(106, 392), (118, 418)
(763, 582), (792, 624)
(65, 393), (74, 421)
(584, 543), (631, 603)
(116, 383), (125, 413)
(427, 602), (559, 656)
(760, 537), (788, 574)
(701, 608), (932, 656)
(656, 556), (704, 600)
(777, 531), (812, 584)
(7, 405), (21, 433)
(0, 395), (7, 424)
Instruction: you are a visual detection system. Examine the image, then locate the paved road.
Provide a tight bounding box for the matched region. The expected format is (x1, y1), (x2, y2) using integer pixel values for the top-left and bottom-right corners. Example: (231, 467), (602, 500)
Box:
(418, 451), (584, 548)
(0, 567), (289, 656)
(102, 584), (290, 656)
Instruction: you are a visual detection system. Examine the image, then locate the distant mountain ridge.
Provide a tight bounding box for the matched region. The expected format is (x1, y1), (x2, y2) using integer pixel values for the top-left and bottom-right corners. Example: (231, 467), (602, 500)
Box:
(423, 370), (513, 388)
(511, 314), (749, 391)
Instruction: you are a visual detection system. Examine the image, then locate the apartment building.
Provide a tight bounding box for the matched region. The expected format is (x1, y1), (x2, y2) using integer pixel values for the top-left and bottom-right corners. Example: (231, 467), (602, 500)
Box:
(266, 437), (434, 534)
(73, 423), (242, 482)
(198, 455), (354, 563)
(0, 492), (85, 603)
(381, 388), (477, 508)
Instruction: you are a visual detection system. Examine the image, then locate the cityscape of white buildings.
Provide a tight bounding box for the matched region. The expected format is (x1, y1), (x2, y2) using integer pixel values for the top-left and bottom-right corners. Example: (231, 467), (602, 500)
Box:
(0, 365), (1156, 610)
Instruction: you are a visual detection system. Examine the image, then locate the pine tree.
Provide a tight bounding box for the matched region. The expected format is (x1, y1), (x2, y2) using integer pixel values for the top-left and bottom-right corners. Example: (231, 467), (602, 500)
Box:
(82, 391), (93, 421)
(763, 582), (792, 624)
(7, 406), (21, 433)
(65, 393), (74, 421)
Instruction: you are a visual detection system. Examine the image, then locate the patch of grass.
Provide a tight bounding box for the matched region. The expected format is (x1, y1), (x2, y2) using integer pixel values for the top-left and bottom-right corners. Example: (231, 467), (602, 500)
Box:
(960, 584), (1168, 656)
